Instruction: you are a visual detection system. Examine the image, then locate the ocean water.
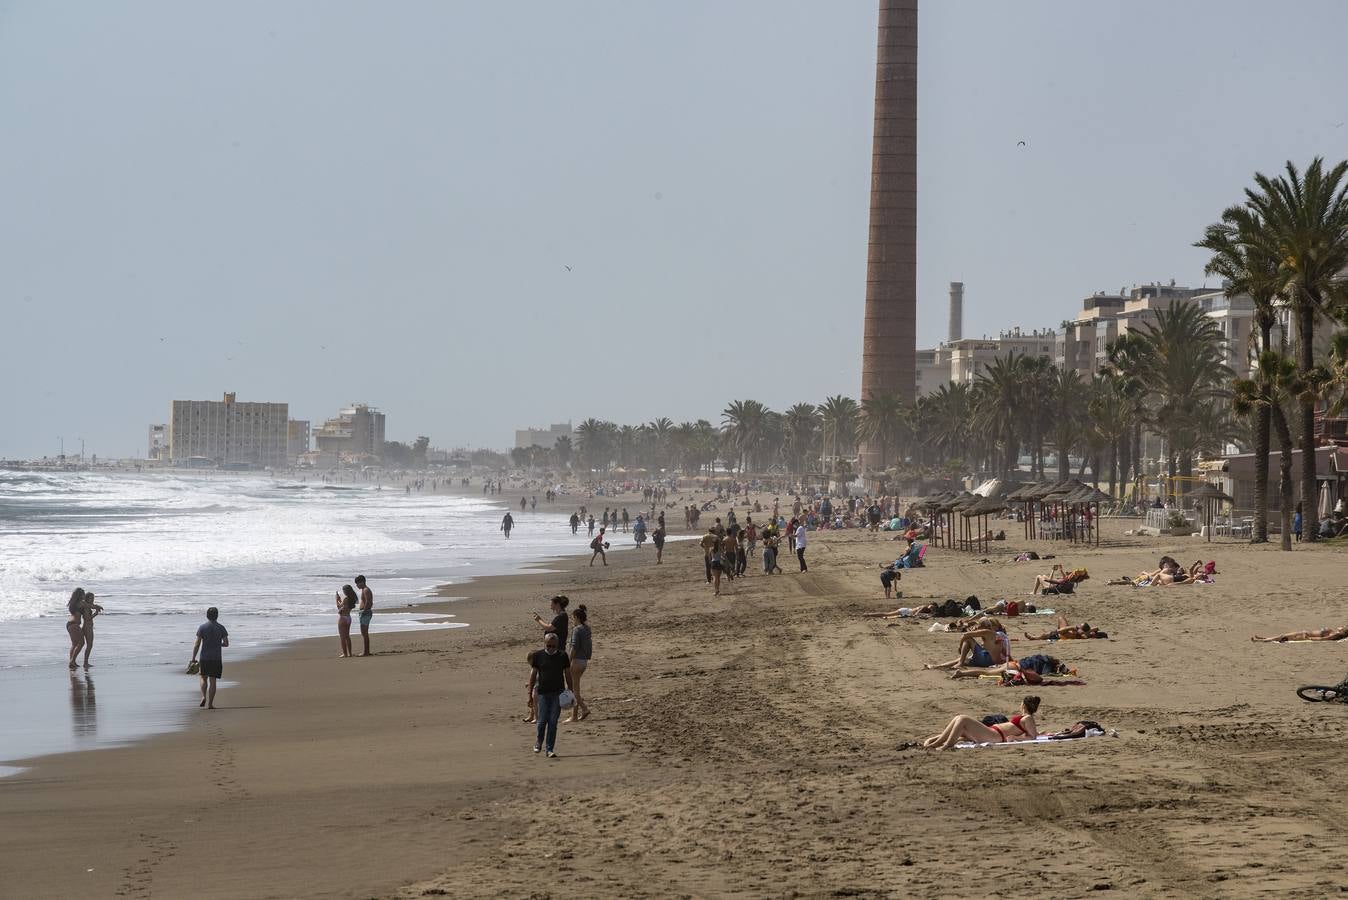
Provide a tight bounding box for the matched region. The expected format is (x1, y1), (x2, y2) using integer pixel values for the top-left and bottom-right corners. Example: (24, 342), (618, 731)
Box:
(0, 469), (615, 766)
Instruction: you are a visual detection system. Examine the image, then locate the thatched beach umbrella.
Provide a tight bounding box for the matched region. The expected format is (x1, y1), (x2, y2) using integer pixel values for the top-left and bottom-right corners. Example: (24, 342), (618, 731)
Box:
(1185, 482), (1235, 543)
(962, 496), (1008, 554)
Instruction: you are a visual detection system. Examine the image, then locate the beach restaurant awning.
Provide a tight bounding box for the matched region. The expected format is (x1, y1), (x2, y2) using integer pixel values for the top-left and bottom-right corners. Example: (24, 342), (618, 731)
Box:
(1224, 447), (1347, 484)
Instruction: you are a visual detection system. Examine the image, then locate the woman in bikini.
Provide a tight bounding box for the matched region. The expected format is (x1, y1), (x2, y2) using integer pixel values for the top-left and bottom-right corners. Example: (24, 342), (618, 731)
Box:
(920, 696), (1041, 749)
(79, 592), (104, 669)
(1024, 614), (1107, 641)
(66, 588), (87, 670)
(1251, 626), (1348, 643)
(336, 584), (358, 658)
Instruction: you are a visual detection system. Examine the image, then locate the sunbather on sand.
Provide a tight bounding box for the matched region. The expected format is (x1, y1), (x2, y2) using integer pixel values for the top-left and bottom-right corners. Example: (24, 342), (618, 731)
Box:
(948, 655), (1076, 680)
(1251, 626), (1348, 643)
(925, 619), (1010, 671)
(1024, 614), (1107, 641)
(863, 601), (938, 619)
(916, 695), (1041, 750)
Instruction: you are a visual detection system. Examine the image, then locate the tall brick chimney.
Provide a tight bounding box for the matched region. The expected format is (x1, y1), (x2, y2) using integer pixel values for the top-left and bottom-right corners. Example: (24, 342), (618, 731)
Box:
(948, 281), (963, 342)
(859, 0), (918, 471)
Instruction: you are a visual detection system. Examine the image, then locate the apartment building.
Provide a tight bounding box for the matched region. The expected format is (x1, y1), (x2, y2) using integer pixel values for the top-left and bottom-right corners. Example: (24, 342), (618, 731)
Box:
(168, 393), (289, 468)
(314, 404), (386, 459)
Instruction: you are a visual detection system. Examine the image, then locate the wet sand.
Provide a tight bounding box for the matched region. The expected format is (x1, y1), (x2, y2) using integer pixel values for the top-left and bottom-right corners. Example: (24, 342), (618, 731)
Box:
(4, 500), (1348, 898)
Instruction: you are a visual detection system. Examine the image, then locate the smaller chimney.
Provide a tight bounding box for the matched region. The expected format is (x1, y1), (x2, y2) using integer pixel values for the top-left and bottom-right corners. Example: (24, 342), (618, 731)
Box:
(948, 282), (964, 343)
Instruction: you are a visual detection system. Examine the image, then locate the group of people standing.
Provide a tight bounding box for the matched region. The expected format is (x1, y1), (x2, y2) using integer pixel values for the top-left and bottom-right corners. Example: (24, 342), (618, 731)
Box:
(525, 595), (594, 758)
(65, 588), (103, 670)
(699, 511), (808, 595)
(334, 575), (375, 657)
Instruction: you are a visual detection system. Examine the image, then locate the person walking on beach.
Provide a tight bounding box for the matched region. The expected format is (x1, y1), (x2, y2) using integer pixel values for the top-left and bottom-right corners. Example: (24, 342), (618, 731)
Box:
(336, 584), (357, 658)
(653, 522), (666, 564)
(78, 591), (104, 670)
(190, 607), (230, 710)
(794, 522), (808, 572)
(589, 528), (608, 566)
(565, 604), (592, 723)
(66, 587), (87, 670)
(700, 526), (719, 583)
(527, 632), (573, 758)
(570, 512), (580, 535)
(501, 511), (515, 539)
(355, 575), (374, 657)
(587, 515), (596, 536)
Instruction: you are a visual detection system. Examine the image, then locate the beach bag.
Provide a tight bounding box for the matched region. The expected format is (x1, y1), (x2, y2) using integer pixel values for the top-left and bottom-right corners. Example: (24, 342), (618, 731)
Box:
(558, 690), (576, 709)
(1047, 720), (1103, 740)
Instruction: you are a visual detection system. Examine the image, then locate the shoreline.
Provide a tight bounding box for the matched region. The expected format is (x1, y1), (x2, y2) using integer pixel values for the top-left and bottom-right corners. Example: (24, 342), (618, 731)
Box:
(7, 509), (1348, 897)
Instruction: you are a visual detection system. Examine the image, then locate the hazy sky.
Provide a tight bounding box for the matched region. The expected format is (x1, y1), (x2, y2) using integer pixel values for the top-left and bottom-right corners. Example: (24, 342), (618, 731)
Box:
(3, 1), (1347, 459)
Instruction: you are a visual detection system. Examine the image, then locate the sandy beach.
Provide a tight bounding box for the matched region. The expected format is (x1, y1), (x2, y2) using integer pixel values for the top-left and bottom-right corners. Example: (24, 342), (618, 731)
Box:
(5, 495), (1348, 899)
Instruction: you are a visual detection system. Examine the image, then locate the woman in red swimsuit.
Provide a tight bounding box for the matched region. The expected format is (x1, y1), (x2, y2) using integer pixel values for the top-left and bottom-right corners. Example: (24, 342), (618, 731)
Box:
(920, 696), (1041, 750)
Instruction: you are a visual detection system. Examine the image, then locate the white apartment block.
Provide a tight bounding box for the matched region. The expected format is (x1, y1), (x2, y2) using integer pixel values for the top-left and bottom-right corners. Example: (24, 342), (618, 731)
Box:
(148, 424), (167, 461)
(947, 328), (1057, 385)
(168, 393), (289, 468)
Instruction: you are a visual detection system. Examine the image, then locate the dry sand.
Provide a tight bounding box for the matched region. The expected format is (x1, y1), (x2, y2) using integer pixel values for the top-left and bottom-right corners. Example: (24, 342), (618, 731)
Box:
(4, 496), (1348, 899)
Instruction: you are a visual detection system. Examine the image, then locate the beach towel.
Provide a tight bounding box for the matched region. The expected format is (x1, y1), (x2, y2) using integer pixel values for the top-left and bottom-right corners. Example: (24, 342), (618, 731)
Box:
(955, 729), (1106, 749)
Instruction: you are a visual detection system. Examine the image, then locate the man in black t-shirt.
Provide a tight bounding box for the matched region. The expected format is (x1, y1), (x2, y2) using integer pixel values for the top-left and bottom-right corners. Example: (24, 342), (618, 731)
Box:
(527, 633), (573, 758)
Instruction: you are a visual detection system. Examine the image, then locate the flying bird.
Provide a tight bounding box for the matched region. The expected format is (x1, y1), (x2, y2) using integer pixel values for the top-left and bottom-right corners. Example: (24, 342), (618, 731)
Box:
(1017, 141), (1027, 147)
(564, 265), (573, 272)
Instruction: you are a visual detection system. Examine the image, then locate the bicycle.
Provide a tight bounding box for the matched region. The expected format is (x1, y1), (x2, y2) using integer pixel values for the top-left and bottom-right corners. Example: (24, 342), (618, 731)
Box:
(1296, 682), (1348, 703)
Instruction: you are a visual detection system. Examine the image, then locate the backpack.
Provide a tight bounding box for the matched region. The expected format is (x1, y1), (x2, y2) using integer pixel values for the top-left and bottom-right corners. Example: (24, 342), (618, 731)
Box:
(1047, 720), (1104, 740)
(590, 537), (602, 551)
(936, 599), (965, 618)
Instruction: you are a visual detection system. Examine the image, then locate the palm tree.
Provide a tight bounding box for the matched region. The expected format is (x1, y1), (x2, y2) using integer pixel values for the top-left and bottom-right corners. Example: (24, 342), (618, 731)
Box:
(973, 353), (1026, 477)
(1239, 158), (1348, 541)
(1234, 351), (1301, 550)
(1087, 374), (1130, 496)
(1196, 206), (1286, 542)
(552, 434), (573, 468)
(783, 403), (820, 476)
(1018, 355), (1055, 477)
(575, 418), (616, 472)
(721, 400), (773, 473)
(1133, 303), (1233, 488)
(920, 383), (975, 468)
(1105, 333), (1150, 501)
(646, 418), (674, 471)
(1045, 368), (1086, 482)
(860, 390), (908, 474)
(819, 395), (860, 468)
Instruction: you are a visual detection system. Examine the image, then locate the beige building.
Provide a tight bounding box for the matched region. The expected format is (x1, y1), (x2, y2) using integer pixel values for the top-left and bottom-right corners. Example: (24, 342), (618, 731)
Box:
(315, 404), (386, 459)
(515, 422), (575, 450)
(168, 393), (289, 468)
(1057, 282), (1216, 378)
(287, 420), (311, 460)
(947, 328), (1057, 385)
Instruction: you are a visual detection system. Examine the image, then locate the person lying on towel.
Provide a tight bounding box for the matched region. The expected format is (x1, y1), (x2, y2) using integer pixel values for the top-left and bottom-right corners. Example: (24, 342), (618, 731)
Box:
(916, 695), (1041, 749)
(1024, 614), (1108, 641)
(1251, 626), (1348, 643)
